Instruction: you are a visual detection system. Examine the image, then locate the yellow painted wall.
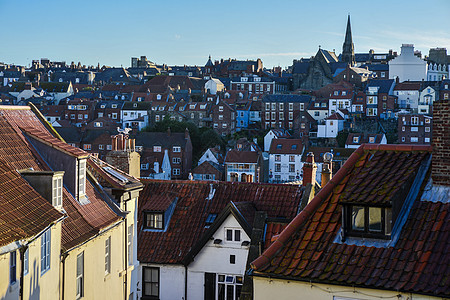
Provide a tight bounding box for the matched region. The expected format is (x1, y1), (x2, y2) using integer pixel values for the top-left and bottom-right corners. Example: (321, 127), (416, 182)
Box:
(0, 248), (20, 300)
(0, 222), (62, 300)
(253, 276), (442, 300)
(63, 222), (126, 300)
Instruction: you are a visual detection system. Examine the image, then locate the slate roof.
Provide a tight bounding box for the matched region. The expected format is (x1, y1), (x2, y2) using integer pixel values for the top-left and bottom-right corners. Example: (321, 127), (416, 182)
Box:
(365, 79), (395, 94)
(262, 94), (311, 103)
(269, 139), (303, 155)
(250, 144), (450, 297)
(138, 180), (305, 264)
(225, 149), (259, 164)
(135, 131), (189, 149)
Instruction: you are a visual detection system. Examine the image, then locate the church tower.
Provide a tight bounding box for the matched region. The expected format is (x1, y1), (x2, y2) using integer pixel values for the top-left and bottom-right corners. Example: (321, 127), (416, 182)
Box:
(342, 15), (355, 66)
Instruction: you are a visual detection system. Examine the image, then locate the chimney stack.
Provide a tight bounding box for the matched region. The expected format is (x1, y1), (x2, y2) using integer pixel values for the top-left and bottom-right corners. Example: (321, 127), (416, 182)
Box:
(321, 152), (333, 188)
(302, 152), (317, 187)
(432, 99), (450, 186)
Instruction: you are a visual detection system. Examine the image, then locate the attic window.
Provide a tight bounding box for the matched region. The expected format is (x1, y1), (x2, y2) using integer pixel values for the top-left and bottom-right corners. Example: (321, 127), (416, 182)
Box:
(344, 205), (392, 239)
(52, 175), (63, 207)
(144, 212), (163, 230)
(353, 137), (359, 143)
(369, 137), (375, 143)
(77, 159), (87, 202)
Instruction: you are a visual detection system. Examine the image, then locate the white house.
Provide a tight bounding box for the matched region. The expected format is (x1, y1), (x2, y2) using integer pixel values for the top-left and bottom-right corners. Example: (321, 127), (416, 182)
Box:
(317, 112), (345, 138)
(418, 85), (436, 114)
(205, 78), (225, 95)
(389, 44), (427, 82)
(263, 129), (291, 152)
(268, 139), (304, 183)
(121, 101), (151, 131)
(198, 147), (223, 166)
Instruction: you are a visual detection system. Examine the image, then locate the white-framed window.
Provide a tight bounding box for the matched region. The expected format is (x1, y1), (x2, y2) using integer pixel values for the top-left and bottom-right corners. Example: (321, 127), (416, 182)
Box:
(402, 137), (406, 142)
(83, 144), (91, 150)
(10, 252), (16, 284)
(41, 229), (51, 274)
(271, 112), (276, 120)
(144, 212), (163, 229)
(219, 115), (224, 120)
(222, 123), (227, 128)
(279, 112), (284, 120)
(153, 146), (161, 152)
(99, 144), (104, 150)
(173, 168), (181, 175)
(425, 127), (430, 132)
(411, 116), (419, 125)
(127, 225), (133, 265)
(265, 112), (270, 120)
(225, 228), (241, 242)
(106, 145), (112, 150)
(76, 252), (84, 299)
(52, 176), (63, 207)
(219, 106), (224, 112)
(155, 115), (160, 122)
(24, 248), (29, 276)
(289, 112), (293, 120)
(271, 103), (276, 110)
(172, 157), (181, 164)
(112, 113), (117, 119)
(265, 103), (270, 110)
(105, 236), (111, 275)
(173, 146), (181, 152)
(411, 137), (419, 143)
(214, 123), (218, 128)
(141, 163), (149, 170)
(300, 103), (304, 111)
(425, 137), (430, 143)
(275, 163), (281, 172)
(143, 267), (159, 298)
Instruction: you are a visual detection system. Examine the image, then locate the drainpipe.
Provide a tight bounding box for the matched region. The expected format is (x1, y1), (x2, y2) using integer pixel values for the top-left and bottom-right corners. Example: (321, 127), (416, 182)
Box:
(124, 198), (128, 300)
(61, 252), (68, 300)
(184, 265), (188, 300)
(19, 246), (28, 300)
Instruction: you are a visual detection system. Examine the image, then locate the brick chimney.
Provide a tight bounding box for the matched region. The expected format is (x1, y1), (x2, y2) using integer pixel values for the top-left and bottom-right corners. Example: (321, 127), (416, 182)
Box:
(432, 99), (450, 186)
(106, 133), (140, 178)
(321, 152), (333, 188)
(302, 152), (317, 187)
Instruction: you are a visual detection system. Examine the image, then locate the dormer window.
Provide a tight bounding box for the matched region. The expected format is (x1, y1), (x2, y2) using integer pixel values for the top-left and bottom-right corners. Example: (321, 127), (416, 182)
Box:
(353, 137), (359, 143)
(344, 205), (392, 239)
(144, 212), (163, 229)
(52, 175), (63, 207)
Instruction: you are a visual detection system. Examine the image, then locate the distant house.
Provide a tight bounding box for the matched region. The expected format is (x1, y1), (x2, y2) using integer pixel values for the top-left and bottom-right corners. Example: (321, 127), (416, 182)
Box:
(192, 161), (224, 181)
(317, 111), (344, 138)
(121, 101), (151, 131)
(224, 150), (261, 182)
(263, 129), (291, 152)
(389, 44), (427, 81)
(364, 79), (396, 118)
(393, 81), (421, 111)
(135, 129), (193, 179)
(268, 139), (304, 183)
(397, 113), (432, 144)
(262, 94), (311, 130)
(198, 147), (224, 166)
(205, 78), (225, 94)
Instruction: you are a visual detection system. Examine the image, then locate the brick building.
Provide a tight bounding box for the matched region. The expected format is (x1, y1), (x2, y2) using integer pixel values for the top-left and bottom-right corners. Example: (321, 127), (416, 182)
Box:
(262, 94), (311, 130)
(397, 113), (432, 144)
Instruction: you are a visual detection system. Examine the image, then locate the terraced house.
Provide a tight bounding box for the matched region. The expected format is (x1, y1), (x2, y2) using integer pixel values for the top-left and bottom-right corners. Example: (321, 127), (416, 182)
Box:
(0, 104), (143, 300)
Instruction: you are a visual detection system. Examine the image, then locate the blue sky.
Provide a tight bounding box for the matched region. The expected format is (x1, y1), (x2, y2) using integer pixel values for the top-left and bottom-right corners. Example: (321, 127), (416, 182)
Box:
(1, 0), (449, 69)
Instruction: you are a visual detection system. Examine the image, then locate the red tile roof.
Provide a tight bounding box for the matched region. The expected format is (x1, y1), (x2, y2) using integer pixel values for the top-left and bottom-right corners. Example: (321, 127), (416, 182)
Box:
(250, 144), (450, 297)
(0, 159), (63, 247)
(0, 105), (125, 251)
(138, 180), (305, 264)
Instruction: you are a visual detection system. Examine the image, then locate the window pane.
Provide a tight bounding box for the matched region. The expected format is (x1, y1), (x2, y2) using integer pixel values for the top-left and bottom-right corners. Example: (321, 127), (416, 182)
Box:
(234, 230), (241, 242)
(385, 208), (392, 235)
(151, 268), (158, 281)
(144, 283), (152, 295)
(227, 285), (234, 300)
(226, 229), (233, 241)
(218, 284), (225, 300)
(236, 284), (242, 300)
(369, 207), (382, 232)
(151, 283), (158, 296)
(352, 206), (365, 231)
(144, 268), (152, 281)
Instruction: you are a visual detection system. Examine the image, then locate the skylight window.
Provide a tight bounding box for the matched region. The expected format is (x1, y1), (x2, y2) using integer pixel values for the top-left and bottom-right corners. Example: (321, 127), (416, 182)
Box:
(205, 214), (217, 226)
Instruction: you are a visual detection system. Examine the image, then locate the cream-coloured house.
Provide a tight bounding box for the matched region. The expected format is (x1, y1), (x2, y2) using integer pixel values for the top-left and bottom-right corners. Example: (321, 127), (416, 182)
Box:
(0, 104), (143, 300)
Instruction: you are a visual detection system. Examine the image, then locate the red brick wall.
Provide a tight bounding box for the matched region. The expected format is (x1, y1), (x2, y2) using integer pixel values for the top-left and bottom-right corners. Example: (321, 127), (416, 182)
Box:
(432, 100), (450, 186)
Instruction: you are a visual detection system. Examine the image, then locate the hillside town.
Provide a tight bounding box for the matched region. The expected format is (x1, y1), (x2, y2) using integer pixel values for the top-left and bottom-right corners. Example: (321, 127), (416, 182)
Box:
(0, 15), (449, 300)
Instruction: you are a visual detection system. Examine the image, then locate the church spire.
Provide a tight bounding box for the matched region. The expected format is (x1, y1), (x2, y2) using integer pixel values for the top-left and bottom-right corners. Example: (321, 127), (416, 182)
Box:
(342, 15), (355, 66)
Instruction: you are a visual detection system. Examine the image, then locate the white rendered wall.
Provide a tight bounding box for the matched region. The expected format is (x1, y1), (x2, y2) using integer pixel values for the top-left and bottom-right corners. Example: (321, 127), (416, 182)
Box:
(138, 264), (186, 300)
(187, 215), (250, 300)
(268, 154), (303, 182)
(389, 45), (427, 81)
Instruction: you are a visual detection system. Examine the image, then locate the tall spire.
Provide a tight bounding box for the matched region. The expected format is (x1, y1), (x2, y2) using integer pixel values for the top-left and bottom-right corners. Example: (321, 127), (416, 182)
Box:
(342, 15), (355, 66)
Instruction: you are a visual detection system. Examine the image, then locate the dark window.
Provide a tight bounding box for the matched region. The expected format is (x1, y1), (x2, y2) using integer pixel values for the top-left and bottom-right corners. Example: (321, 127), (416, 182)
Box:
(230, 255), (236, 264)
(204, 272), (216, 300)
(144, 212), (164, 230)
(143, 267), (159, 299)
(10, 252), (16, 284)
(276, 144), (282, 149)
(234, 230), (240, 242)
(291, 144), (297, 150)
(205, 214), (217, 226)
(226, 229), (233, 241)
